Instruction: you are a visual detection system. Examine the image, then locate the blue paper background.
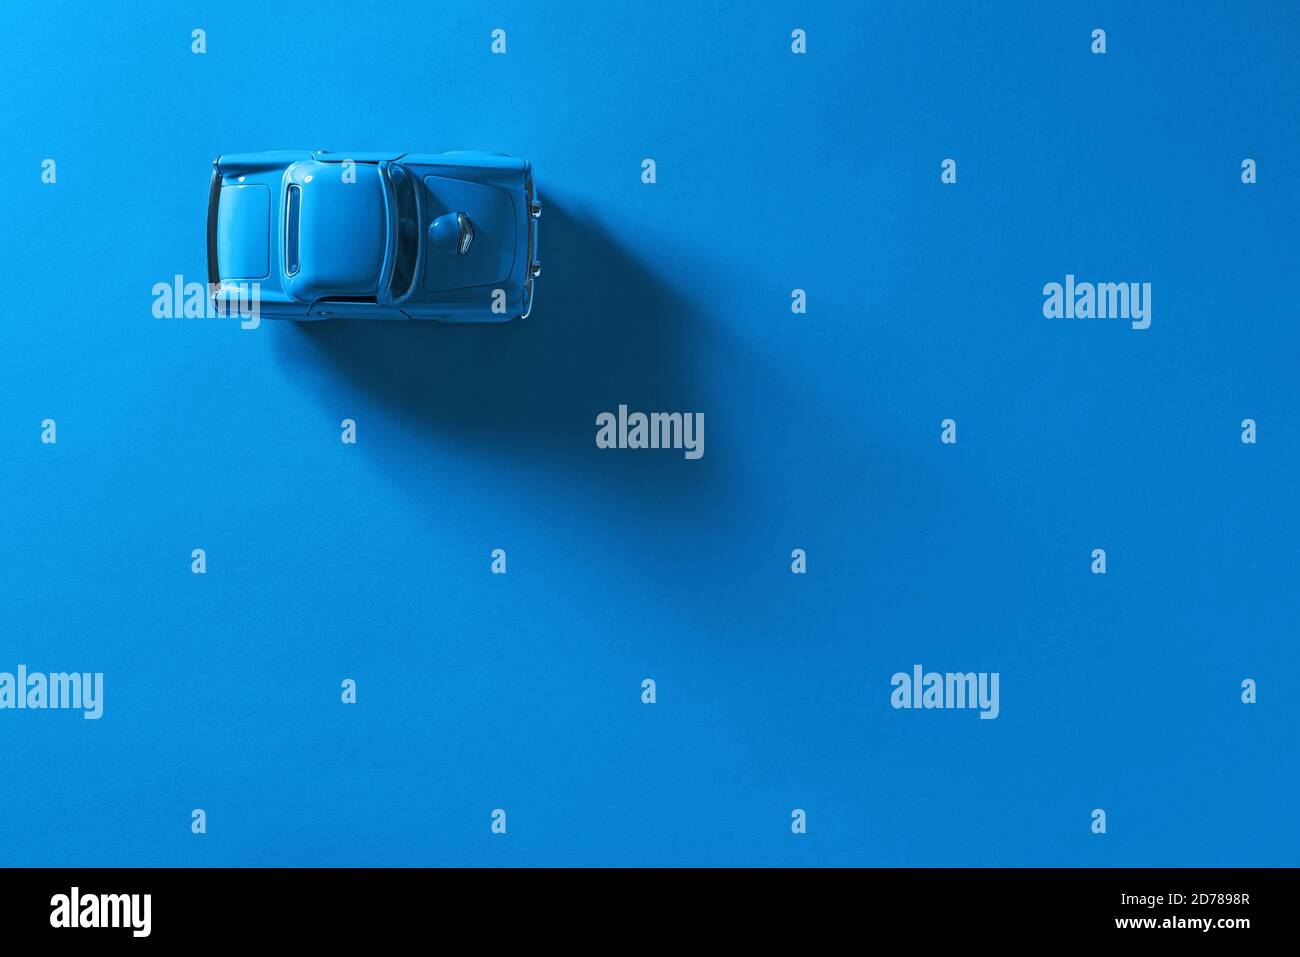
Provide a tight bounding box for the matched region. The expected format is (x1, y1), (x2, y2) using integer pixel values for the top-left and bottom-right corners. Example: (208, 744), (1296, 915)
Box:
(1, 0), (1296, 866)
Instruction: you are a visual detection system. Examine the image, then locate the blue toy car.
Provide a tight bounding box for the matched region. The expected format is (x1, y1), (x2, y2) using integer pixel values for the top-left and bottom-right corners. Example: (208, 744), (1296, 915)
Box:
(206, 150), (540, 321)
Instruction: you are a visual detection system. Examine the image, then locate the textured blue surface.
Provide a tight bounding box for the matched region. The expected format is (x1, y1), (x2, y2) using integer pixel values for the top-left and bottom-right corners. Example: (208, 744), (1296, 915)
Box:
(1, 1), (1296, 866)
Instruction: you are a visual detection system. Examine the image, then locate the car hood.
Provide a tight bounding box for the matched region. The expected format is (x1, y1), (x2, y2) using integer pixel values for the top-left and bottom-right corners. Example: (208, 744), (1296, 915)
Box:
(420, 175), (517, 292)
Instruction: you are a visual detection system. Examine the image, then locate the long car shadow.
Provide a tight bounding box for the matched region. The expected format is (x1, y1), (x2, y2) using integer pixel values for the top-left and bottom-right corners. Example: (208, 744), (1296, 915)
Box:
(275, 196), (733, 508)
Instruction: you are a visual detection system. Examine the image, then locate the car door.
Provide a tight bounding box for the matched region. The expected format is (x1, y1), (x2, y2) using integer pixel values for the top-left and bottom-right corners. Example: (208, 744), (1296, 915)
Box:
(307, 299), (407, 320)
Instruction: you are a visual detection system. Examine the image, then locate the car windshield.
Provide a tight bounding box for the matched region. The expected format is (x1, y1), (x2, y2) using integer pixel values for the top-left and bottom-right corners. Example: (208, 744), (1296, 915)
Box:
(388, 165), (419, 299)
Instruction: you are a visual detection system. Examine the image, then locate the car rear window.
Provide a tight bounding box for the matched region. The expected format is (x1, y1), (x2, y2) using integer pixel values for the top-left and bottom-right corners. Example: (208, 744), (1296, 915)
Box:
(285, 184), (301, 275)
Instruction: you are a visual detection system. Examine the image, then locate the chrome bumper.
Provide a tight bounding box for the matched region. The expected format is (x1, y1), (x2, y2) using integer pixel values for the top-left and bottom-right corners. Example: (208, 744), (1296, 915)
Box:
(520, 171), (539, 320)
